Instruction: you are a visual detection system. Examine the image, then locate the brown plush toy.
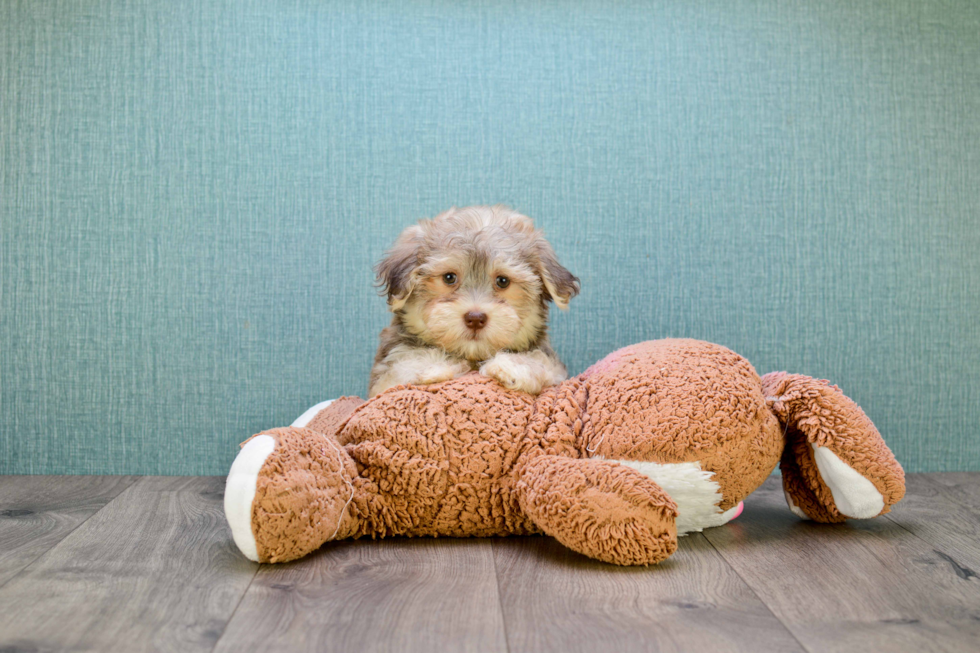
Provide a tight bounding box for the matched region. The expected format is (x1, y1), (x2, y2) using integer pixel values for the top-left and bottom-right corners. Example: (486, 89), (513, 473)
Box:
(224, 339), (905, 566)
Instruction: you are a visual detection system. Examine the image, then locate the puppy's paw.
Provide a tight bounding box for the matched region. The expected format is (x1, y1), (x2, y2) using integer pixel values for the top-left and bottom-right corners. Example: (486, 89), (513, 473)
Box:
(416, 361), (471, 386)
(480, 353), (545, 395)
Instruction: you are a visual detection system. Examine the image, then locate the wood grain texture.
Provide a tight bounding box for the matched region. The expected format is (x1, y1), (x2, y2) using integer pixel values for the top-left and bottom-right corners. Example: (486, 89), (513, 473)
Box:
(1, 474), (978, 651)
(925, 472), (980, 504)
(704, 476), (980, 653)
(0, 476), (257, 653)
(885, 473), (980, 570)
(492, 534), (804, 653)
(214, 537), (507, 653)
(0, 475), (136, 588)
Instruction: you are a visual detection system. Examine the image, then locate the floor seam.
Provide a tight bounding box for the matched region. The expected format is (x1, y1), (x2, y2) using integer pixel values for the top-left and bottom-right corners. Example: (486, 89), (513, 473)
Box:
(0, 475), (142, 594)
(700, 531), (814, 653)
(208, 563), (260, 652)
(490, 540), (513, 653)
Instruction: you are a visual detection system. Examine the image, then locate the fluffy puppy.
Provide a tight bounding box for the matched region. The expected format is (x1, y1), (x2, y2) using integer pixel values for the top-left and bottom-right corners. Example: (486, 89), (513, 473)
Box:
(369, 205), (579, 397)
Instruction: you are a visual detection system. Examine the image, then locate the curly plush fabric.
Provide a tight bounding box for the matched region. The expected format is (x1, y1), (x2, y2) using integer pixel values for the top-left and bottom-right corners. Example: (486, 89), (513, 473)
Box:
(518, 455), (679, 565)
(230, 339), (905, 565)
(248, 426), (359, 563)
(580, 339), (783, 510)
(762, 372), (906, 522)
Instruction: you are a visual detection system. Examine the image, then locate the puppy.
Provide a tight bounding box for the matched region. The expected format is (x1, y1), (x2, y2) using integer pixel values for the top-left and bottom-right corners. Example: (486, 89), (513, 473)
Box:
(369, 205), (579, 397)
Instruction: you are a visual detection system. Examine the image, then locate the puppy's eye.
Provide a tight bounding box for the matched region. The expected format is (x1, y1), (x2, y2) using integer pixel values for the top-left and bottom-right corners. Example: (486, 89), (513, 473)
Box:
(442, 273), (458, 285)
(495, 276), (510, 289)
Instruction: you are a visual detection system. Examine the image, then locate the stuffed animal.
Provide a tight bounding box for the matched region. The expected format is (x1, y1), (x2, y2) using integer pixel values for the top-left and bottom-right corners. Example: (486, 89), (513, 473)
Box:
(224, 339), (905, 566)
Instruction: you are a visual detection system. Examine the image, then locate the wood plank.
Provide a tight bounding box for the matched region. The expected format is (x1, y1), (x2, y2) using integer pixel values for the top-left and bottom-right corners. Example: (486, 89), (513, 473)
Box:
(925, 472), (980, 505)
(493, 533), (805, 653)
(0, 475), (136, 587)
(703, 476), (980, 653)
(884, 473), (980, 571)
(214, 537), (507, 653)
(0, 476), (257, 653)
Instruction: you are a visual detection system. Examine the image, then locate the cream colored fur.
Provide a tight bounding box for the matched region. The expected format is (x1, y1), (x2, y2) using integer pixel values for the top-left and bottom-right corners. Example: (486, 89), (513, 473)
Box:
(611, 459), (740, 534)
(369, 345), (472, 397)
(811, 444), (885, 518)
(479, 349), (568, 395)
(292, 399), (336, 428)
(224, 434), (276, 562)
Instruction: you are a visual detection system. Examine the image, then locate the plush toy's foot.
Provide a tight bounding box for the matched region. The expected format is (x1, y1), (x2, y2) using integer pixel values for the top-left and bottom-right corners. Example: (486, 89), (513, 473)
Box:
(763, 373), (905, 522)
(612, 459), (745, 535)
(224, 398), (363, 563)
(517, 455), (679, 566)
(225, 434), (278, 561)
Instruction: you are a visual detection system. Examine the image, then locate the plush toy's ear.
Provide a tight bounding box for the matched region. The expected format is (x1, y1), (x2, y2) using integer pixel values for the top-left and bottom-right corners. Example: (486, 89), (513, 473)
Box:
(534, 237), (580, 310)
(762, 372), (905, 522)
(375, 224), (424, 311)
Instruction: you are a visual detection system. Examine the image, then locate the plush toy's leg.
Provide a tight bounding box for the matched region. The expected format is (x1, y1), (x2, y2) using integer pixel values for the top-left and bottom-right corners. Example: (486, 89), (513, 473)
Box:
(516, 455), (679, 566)
(293, 395), (365, 435)
(762, 372), (905, 522)
(225, 434), (278, 561)
(225, 398), (364, 563)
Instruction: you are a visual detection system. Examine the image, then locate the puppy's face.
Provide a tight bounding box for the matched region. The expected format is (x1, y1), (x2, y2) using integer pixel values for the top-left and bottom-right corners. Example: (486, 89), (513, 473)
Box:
(377, 206), (579, 361)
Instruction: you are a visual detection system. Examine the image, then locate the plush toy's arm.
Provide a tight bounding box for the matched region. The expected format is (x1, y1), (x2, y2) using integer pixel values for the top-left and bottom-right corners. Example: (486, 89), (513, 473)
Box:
(763, 372), (905, 523)
(516, 454), (679, 566)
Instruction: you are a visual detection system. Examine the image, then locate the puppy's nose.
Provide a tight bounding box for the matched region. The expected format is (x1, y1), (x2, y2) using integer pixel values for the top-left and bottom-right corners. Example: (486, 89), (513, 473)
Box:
(464, 310), (488, 331)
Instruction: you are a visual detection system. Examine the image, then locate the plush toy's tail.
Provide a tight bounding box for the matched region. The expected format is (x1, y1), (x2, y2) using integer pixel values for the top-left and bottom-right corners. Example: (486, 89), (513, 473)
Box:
(761, 373), (905, 523)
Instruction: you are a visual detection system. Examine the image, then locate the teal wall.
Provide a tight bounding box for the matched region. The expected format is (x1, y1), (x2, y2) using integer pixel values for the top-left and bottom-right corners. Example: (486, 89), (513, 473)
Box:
(2, 0), (978, 475)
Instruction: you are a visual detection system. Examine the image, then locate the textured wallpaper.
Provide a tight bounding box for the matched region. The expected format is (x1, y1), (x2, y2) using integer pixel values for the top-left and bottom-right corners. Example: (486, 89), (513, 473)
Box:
(2, 0), (978, 474)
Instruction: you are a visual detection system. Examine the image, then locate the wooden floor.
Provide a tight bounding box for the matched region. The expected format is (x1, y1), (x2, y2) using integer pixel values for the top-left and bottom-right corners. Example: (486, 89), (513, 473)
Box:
(0, 474), (977, 653)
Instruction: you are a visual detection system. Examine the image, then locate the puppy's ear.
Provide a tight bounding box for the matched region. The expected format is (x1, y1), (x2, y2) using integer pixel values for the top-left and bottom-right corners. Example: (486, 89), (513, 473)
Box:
(375, 225), (424, 311)
(535, 238), (580, 310)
